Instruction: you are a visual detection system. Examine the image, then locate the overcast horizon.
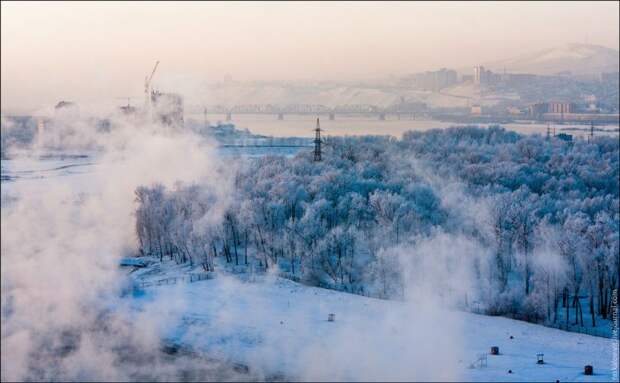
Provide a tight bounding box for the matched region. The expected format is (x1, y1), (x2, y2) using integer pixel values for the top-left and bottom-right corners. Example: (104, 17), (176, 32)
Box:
(2, 1), (619, 114)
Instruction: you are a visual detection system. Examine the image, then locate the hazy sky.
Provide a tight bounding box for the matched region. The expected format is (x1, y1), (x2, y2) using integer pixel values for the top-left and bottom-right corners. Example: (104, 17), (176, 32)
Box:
(2, 1), (619, 113)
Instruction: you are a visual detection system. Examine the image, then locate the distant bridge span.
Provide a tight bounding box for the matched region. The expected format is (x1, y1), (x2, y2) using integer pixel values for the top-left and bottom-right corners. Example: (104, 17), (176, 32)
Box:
(219, 144), (313, 148)
(217, 137), (314, 148)
(193, 103), (426, 118)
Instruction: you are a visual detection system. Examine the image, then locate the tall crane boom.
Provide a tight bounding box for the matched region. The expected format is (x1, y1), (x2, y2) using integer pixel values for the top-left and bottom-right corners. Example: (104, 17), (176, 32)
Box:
(144, 60), (160, 111)
(147, 61), (159, 87)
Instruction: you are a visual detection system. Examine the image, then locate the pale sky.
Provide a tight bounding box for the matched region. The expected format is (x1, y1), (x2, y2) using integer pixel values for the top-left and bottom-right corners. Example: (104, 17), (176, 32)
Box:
(2, 1), (619, 113)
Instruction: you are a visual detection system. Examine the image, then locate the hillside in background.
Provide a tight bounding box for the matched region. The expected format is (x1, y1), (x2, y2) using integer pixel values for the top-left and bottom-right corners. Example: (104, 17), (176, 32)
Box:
(484, 43), (619, 76)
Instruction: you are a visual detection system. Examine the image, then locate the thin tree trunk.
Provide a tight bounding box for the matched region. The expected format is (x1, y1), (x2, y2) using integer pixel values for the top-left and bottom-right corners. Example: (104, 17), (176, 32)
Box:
(566, 288), (570, 327)
(573, 292), (579, 325)
(553, 288), (559, 324)
(590, 289), (596, 327)
(231, 222), (239, 266)
(244, 230), (248, 265)
(546, 276), (551, 322)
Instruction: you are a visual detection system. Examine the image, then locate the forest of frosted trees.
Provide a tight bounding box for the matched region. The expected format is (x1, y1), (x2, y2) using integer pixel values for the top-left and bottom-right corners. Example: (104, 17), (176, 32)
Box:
(134, 126), (619, 329)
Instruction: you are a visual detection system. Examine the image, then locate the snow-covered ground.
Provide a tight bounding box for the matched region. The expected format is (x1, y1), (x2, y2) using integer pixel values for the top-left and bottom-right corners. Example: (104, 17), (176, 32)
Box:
(124, 259), (618, 382)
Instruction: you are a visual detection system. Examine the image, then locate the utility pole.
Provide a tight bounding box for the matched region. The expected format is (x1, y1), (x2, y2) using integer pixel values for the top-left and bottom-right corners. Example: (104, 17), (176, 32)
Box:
(589, 121), (594, 143)
(546, 123), (551, 140)
(314, 118), (322, 162)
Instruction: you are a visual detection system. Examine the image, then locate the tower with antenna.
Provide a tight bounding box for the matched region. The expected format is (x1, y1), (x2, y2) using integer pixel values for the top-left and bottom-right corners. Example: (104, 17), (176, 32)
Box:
(314, 118), (322, 162)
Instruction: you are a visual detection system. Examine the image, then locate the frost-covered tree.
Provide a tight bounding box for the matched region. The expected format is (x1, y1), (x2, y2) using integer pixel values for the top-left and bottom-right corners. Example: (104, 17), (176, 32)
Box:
(133, 126), (619, 327)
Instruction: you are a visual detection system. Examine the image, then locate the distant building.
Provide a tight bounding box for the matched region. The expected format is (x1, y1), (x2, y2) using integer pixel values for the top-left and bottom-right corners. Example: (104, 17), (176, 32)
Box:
(473, 65), (499, 85)
(434, 68), (458, 90)
(528, 103), (548, 118)
(470, 105), (483, 115)
(528, 101), (574, 117)
(473, 66), (483, 85)
(411, 68), (458, 91)
(151, 91), (184, 127)
(548, 101), (574, 114)
(527, 100), (617, 122)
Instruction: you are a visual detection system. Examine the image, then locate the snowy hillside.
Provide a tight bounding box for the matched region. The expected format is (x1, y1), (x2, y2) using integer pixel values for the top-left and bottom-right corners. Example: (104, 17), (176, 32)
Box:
(202, 83), (411, 108)
(125, 260), (618, 382)
(201, 82), (517, 110)
(485, 43), (619, 76)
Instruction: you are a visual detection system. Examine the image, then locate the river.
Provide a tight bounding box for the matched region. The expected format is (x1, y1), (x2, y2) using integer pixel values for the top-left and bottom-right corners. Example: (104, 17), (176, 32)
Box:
(189, 113), (620, 139)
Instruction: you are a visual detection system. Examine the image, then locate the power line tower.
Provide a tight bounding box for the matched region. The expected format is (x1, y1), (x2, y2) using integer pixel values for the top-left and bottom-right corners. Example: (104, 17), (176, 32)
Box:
(314, 117), (322, 162)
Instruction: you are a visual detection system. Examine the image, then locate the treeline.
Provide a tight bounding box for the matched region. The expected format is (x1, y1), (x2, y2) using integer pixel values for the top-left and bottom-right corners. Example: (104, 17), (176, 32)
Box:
(135, 134), (444, 296)
(134, 126), (619, 329)
(400, 127), (618, 326)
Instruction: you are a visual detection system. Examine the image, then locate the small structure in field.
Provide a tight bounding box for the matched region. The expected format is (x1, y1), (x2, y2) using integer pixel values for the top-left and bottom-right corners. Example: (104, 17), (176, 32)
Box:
(537, 353), (544, 364)
(328, 313), (335, 322)
(584, 365), (593, 375)
(119, 257), (148, 268)
(490, 346), (499, 355)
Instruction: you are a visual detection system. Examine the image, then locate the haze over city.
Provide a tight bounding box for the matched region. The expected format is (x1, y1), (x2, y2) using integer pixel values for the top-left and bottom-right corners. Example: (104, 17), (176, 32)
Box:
(1, 1), (619, 113)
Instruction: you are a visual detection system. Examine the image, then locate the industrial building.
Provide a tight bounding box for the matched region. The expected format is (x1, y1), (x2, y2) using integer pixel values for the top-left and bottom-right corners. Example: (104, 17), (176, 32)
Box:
(547, 101), (574, 114)
(528, 101), (574, 117)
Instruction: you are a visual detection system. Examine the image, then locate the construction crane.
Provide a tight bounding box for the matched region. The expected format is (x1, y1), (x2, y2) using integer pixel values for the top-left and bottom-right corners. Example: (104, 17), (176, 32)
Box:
(144, 60), (160, 112)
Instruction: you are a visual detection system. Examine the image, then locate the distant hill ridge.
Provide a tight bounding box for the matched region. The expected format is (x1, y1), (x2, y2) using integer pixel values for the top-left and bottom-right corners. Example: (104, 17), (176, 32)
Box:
(483, 43), (619, 76)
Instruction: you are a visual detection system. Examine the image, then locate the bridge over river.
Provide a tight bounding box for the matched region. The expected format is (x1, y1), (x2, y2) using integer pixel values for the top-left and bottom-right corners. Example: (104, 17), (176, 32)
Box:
(192, 103), (427, 121)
